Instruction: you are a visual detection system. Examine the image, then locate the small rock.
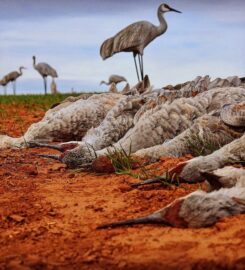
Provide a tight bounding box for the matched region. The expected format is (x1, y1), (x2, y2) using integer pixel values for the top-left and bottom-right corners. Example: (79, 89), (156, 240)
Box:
(20, 164), (38, 176)
(48, 163), (66, 172)
(8, 214), (25, 223)
(91, 156), (115, 173)
(48, 211), (57, 217)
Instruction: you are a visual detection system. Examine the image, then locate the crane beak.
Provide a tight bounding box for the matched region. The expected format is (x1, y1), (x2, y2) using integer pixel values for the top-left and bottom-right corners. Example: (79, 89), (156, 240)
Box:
(170, 7), (182, 13)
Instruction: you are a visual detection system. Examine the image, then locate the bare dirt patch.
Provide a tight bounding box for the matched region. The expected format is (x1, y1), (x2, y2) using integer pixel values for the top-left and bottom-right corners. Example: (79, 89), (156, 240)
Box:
(0, 104), (244, 270)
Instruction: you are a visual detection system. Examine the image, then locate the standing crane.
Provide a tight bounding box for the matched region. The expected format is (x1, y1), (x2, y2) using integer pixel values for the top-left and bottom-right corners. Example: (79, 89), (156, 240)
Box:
(0, 67), (26, 95)
(32, 56), (58, 95)
(100, 74), (127, 86)
(100, 3), (181, 81)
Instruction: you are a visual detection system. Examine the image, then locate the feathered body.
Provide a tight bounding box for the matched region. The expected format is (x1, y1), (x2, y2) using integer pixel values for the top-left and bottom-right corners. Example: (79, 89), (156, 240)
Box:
(1, 67), (25, 83)
(0, 93), (121, 149)
(100, 19), (167, 60)
(33, 57), (58, 78)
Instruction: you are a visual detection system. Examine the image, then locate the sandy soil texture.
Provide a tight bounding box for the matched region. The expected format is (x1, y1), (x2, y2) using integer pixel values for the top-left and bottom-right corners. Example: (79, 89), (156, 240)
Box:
(0, 104), (244, 270)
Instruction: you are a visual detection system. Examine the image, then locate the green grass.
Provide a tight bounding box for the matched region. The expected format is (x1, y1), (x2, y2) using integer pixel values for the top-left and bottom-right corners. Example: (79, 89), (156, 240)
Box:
(187, 133), (222, 157)
(106, 144), (136, 174)
(0, 93), (94, 111)
(106, 144), (160, 180)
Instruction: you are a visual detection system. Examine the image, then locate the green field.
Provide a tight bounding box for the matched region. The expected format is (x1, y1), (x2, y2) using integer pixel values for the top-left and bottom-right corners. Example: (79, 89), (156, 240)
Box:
(0, 93), (93, 110)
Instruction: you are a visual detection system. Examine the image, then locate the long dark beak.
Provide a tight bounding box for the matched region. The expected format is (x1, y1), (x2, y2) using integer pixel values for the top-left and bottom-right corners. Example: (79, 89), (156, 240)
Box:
(170, 8), (182, 13)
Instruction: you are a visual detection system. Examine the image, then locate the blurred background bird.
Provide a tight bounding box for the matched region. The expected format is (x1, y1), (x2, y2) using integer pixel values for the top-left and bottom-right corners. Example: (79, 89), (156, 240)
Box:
(0, 66), (26, 95)
(33, 56), (58, 95)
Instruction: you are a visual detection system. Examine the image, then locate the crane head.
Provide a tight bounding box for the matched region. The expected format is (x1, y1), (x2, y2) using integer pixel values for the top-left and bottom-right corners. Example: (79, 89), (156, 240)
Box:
(100, 80), (106, 85)
(160, 3), (182, 13)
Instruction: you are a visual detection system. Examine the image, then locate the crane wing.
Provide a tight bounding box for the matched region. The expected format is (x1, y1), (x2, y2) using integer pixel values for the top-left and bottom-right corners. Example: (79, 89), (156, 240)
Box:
(112, 21), (153, 54)
(3, 71), (19, 82)
(36, 63), (58, 78)
(100, 21), (154, 60)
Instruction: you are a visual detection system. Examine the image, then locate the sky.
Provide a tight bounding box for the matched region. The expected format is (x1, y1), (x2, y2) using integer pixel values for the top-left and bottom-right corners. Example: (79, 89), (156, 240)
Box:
(0, 0), (245, 94)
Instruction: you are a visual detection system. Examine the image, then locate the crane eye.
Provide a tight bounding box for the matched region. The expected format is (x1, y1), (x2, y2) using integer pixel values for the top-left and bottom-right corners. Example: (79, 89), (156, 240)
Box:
(164, 4), (171, 10)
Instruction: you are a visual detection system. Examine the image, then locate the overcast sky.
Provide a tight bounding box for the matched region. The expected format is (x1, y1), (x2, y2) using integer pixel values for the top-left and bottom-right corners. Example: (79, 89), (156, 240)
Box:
(0, 0), (244, 94)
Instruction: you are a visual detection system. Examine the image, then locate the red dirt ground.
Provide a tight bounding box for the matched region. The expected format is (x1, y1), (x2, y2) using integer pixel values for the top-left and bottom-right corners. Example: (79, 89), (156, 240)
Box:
(0, 104), (244, 270)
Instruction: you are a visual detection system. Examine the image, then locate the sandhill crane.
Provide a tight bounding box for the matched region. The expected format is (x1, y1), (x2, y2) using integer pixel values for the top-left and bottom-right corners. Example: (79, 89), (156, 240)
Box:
(100, 3), (181, 81)
(97, 170), (245, 229)
(32, 56), (58, 95)
(100, 75), (127, 86)
(0, 67), (26, 95)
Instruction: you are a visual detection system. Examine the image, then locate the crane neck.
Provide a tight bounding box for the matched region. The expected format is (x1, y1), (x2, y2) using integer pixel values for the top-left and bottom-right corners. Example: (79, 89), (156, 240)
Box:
(157, 9), (168, 36)
(33, 57), (36, 68)
(101, 80), (109, 86)
(19, 67), (24, 75)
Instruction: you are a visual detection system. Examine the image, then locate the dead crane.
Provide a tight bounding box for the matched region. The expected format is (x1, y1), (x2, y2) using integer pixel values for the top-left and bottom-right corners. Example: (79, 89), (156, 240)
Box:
(0, 67), (26, 95)
(100, 74), (127, 86)
(32, 56), (58, 95)
(98, 169), (245, 229)
(100, 3), (181, 81)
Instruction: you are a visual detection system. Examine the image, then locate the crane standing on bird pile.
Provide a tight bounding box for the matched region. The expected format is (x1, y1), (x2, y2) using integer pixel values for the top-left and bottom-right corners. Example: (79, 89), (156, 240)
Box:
(100, 3), (181, 82)
(32, 56), (58, 95)
(0, 66), (26, 95)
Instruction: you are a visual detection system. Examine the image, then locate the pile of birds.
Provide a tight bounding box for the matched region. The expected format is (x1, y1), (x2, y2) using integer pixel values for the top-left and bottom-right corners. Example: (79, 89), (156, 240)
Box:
(1, 3), (245, 229)
(1, 74), (245, 228)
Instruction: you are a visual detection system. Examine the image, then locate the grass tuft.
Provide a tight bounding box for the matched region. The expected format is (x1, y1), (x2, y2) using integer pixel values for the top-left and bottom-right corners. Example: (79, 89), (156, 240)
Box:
(187, 133), (222, 157)
(106, 144), (137, 174)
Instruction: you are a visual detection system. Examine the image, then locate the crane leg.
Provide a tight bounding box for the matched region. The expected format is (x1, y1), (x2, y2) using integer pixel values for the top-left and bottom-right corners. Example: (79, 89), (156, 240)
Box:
(138, 55), (144, 81)
(133, 54), (140, 82)
(13, 81), (16, 95)
(141, 55), (144, 80)
(4, 85), (7, 95)
(43, 77), (47, 95)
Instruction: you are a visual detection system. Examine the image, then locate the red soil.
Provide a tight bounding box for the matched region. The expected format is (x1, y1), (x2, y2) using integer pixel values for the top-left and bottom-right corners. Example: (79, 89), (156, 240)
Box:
(0, 104), (244, 270)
